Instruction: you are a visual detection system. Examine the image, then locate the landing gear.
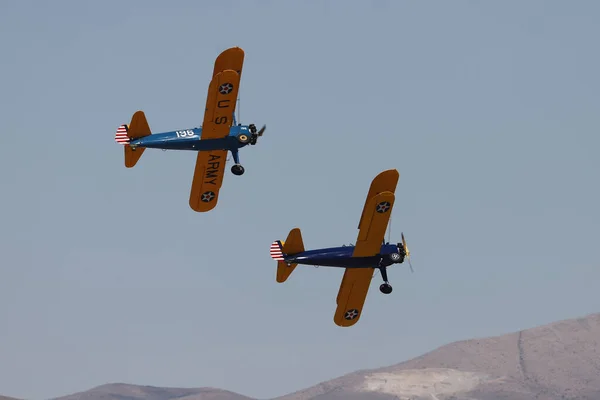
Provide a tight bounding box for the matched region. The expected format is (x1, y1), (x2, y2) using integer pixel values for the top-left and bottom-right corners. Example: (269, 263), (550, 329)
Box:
(230, 149), (245, 176)
(231, 164), (245, 176)
(378, 266), (393, 294)
(380, 283), (393, 294)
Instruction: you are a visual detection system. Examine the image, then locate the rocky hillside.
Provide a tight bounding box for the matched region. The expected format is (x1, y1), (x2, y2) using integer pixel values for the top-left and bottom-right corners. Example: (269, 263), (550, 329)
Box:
(276, 311), (600, 400)
(13, 311), (598, 400)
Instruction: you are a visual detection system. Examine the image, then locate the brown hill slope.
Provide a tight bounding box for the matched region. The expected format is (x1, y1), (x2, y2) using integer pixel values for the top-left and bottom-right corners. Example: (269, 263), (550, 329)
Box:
(276, 311), (600, 400)
(49, 312), (600, 400)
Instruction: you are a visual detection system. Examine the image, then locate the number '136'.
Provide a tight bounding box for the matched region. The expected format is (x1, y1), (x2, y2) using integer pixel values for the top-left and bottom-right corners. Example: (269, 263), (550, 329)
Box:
(176, 130), (194, 137)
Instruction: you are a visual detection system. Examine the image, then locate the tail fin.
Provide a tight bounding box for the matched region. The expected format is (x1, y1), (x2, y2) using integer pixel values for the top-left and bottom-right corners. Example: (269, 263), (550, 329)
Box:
(115, 110), (152, 168)
(273, 228), (305, 283)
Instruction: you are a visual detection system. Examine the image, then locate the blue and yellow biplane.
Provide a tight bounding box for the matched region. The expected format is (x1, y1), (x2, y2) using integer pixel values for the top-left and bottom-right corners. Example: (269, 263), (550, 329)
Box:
(270, 169), (413, 327)
(114, 46), (265, 212)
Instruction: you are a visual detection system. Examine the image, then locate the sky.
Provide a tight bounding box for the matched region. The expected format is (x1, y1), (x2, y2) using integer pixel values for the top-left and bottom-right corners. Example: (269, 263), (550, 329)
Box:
(1, 1), (599, 399)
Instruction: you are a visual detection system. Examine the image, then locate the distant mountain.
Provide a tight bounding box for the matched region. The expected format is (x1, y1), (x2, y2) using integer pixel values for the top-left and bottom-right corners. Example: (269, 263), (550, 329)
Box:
(0, 396), (23, 400)
(40, 311), (600, 400)
(49, 383), (254, 400)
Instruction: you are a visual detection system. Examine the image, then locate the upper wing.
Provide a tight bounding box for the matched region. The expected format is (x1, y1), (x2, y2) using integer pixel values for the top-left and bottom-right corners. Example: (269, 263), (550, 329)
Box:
(333, 169), (399, 327)
(357, 169), (399, 229)
(213, 47), (244, 78)
(353, 190), (396, 257)
(200, 69), (241, 140)
(189, 149), (227, 212)
(199, 47), (245, 141)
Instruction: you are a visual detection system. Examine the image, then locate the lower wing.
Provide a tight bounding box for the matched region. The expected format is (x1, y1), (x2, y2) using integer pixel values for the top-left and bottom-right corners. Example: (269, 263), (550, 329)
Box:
(333, 267), (375, 327)
(189, 149), (227, 212)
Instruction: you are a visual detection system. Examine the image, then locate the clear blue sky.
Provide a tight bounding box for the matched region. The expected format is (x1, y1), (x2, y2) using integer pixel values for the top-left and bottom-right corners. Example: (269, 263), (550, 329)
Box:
(1, 1), (599, 399)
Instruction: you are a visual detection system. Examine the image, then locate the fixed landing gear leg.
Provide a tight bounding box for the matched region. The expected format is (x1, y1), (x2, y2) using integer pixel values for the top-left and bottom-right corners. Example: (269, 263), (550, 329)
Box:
(379, 266), (392, 294)
(230, 149), (244, 176)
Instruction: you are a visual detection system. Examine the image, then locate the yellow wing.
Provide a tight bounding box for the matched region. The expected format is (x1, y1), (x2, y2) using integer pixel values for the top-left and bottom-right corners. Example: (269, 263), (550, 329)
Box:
(200, 69), (241, 140)
(357, 169), (399, 229)
(353, 190), (396, 257)
(187, 48), (245, 212)
(189, 149), (227, 212)
(199, 47), (244, 141)
(334, 268), (375, 327)
(213, 46), (244, 78)
(333, 169), (399, 327)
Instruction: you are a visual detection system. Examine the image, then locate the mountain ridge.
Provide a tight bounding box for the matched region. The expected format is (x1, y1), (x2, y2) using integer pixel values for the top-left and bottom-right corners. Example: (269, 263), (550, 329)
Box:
(273, 310), (600, 400)
(6, 311), (598, 400)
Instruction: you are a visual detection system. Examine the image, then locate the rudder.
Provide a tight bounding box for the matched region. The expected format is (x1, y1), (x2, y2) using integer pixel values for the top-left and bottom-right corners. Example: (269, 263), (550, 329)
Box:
(115, 110), (152, 168)
(272, 228), (305, 283)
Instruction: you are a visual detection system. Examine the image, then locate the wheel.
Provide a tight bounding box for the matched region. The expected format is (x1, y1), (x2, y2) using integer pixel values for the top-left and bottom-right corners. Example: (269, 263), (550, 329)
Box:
(379, 283), (393, 294)
(237, 133), (250, 144)
(231, 164), (245, 176)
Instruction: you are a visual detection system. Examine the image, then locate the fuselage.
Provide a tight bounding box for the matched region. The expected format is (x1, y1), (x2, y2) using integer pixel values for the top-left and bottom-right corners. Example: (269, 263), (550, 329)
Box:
(285, 243), (403, 268)
(129, 124), (253, 152)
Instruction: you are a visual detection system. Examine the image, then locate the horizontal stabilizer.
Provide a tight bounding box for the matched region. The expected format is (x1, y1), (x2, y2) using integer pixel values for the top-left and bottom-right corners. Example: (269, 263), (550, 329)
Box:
(277, 260), (297, 283)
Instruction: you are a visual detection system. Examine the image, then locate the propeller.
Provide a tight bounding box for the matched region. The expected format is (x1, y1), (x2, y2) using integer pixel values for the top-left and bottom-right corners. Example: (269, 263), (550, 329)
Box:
(399, 232), (413, 273)
(248, 124), (266, 146)
(257, 124), (266, 136)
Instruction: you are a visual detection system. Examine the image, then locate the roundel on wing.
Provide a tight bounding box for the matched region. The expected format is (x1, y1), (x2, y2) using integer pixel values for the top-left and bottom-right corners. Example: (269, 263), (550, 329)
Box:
(219, 83), (234, 95)
(344, 308), (359, 320)
(201, 191), (216, 202)
(376, 201), (391, 213)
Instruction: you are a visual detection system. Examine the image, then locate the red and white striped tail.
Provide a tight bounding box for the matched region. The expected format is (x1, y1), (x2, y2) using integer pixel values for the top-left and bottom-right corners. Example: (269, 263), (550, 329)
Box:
(270, 240), (285, 260)
(115, 124), (130, 144)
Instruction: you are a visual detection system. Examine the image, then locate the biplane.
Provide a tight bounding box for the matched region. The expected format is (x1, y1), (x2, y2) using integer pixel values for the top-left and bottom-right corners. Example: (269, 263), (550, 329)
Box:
(270, 169), (413, 327)
(114, 46), (266, 212)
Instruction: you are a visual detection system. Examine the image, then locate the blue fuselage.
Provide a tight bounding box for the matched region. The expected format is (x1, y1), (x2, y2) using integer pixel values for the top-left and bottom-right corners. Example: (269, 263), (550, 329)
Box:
(129, 124), (252, 151)
(285, 243), (402, 268)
